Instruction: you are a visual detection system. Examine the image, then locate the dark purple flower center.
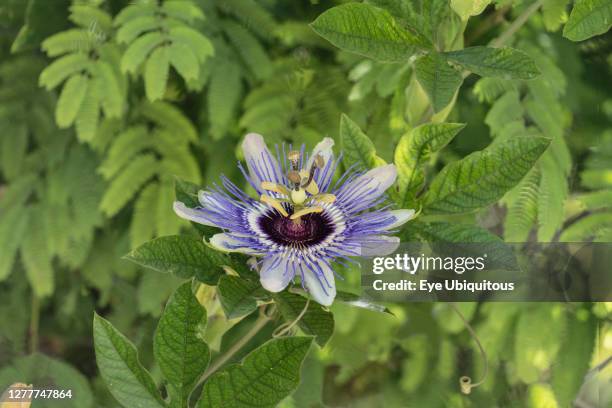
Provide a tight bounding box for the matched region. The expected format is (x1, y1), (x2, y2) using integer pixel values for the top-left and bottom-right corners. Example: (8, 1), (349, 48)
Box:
(259, 210), (335, 246)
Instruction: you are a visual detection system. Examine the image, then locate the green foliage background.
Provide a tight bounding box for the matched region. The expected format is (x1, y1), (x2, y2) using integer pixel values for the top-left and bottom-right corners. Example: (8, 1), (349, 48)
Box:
(0, 0), (611, 407)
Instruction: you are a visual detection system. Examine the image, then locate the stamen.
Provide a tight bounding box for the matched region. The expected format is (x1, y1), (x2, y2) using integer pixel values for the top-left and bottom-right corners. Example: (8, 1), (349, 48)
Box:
(311, 193), (336, 204)
(287, 170), (302, 191)
(305, 180), (319, 195)
(261, 181), (289, 196)
(301, 153), (324, 194)
(290, 206), (323, 220)
(288, 150), (300, 171)
(260, 195), (289, 217)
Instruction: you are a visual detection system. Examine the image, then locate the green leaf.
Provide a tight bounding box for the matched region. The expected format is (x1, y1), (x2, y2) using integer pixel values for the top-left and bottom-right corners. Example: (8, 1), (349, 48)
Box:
(223, 21), (272, 80)
(75, 79), (100, 142)
(450, 0), (491, 20)
(197, 337), (313, 408)
(208, 59), (242, 140)
(218, 275), (267, 319)
(99, 125), (150, 178)
(39, 53), (89, 90)
(559, 212), (612, 241)
(412, 222), (518, 270)
(93, 313), (166, 408)
(56, 74), (88, 127)
(340, 114), (384, 170)
(21, 207), (54, 298)
(145, 45), (170, 101)
(551, 311), (596, 407)
(95, 60), (125, 118)
(537, 151), (568, 241)
(423, 137), (550, 214)
(514, 305), (566, 383)
(121, 32), (165, 74)
(169, 42), (200, 82)
(310, 3), (423, 62)
(0, 124), (27, 181)
(116, 15), (159, 44)
(169, 26), (214, 63)
(542, 0), (571, 32)
(175, 177), (201, 209)
(124, 235), (228, 284)
(99, 154), (157, 216)
(563, 0), (612, 41)
(10, 0), (70, 53)
(154, 282), (210, 408)
(394, 122), (465, 207)
(503, 167), (540, 242)
(414, 52), (463, 113)
(0, 205), (30, 282)
(335, 291), (394, 315)
(273, 292), (334, 347)
(413, 222), (502, 243)
(0, 353), (93, 408)
(576, 189), (612, 210)
(445, 46), (540, 80)
(140, 100), (198, 142)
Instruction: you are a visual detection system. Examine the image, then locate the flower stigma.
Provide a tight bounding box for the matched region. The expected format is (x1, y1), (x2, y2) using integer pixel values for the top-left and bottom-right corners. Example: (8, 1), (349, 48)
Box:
(259, 150), (336, 225)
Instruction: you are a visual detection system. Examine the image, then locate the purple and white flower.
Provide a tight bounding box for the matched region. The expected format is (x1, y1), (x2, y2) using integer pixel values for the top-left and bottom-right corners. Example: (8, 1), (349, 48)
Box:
(174, 133), (415, 306)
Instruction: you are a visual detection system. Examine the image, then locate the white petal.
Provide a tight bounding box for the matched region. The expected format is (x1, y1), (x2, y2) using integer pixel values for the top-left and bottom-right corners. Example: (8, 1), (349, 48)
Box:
(359, 164), (397, 193)
(307, 137), (334, 169)
(209, 233), (261, 255)
(173, 202), (215, 226)
(242, 133), (283, 188)
(358, 235), (400, 256)
(386, 209), (416, 229)
(260, 257), (293, 292)
(302, 261), (336, 306)
(337, 164), (397, 212)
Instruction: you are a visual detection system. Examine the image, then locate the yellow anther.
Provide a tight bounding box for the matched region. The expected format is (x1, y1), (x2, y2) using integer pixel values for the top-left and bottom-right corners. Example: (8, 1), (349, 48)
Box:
(260, 195), (289, 217)
(288, 150), (300, 169)
(261, 181), (289, 196)
(311, 193), (336, 203)
(287, 170), (302, 186)
(314, 154), (325, 169)
(290, 206), (323, 220)
(305, 180), (319, 195)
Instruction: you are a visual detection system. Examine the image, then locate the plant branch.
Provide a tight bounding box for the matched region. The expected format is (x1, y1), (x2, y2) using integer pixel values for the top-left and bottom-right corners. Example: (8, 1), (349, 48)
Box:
(188, 307), (272, 405)
(465, 5), (511, 46)
(490, 0), (544, 48)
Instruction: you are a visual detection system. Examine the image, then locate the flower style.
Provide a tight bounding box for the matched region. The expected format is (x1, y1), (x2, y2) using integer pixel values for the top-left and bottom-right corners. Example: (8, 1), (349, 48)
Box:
(173, 134), (415, 306)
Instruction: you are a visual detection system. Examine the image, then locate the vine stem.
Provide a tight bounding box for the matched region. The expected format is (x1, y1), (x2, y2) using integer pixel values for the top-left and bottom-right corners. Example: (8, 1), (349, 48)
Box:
(188, 308), (272, 405)
(29, 294), (40, 354)
(489, 0), (545, 48)
(448, 303), (488, 394)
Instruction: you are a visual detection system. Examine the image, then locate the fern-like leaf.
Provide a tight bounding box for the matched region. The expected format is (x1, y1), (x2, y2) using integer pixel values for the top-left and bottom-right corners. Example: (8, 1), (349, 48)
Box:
(144, 46), (170, 101)
(99, 153), (158, 217)
(121, 32), (165, 73)
(99, 126), (151, 179)
(56, 74), (88, 127)
(39, 53), (90, 90)
(130, 181), (159, 248)
(208, 58), (242, 139)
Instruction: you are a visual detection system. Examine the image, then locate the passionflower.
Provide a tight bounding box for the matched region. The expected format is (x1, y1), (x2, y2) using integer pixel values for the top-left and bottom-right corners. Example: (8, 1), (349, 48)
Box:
(173, 134), (415, 306)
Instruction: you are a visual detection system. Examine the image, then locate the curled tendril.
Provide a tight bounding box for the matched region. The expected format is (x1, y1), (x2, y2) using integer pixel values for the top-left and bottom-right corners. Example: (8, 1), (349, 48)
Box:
(273, 298), (310, 338)
(448, 303), (489, 395)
